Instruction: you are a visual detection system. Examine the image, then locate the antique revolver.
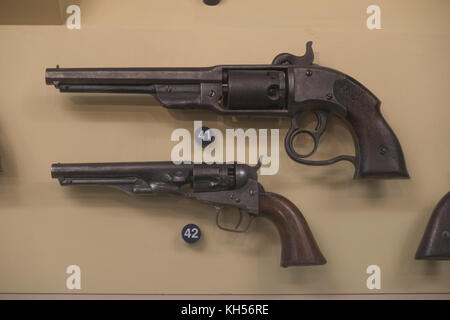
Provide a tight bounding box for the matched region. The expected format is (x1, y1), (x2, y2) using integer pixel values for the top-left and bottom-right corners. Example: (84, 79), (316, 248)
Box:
(45, 42), (409, 179)
(416, 192), (450, 260)
(51, 161), (326, 267)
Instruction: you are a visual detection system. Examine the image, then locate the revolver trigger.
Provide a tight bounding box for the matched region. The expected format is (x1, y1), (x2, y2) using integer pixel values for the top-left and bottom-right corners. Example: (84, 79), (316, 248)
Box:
(284, 110), (329, 160)
(235, 209), (244, 229)
(313, 110), (329, 140)
(215, 207), (255, 233)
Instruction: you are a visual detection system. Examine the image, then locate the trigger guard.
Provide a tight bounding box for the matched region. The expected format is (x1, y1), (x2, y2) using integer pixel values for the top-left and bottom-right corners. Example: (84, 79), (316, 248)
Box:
(285, 116), (356, 166)
(215, 207), (255, 233)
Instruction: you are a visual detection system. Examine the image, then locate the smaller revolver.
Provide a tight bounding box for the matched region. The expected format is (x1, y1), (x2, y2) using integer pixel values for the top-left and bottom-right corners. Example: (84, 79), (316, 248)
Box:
(51, 160), (326, 267)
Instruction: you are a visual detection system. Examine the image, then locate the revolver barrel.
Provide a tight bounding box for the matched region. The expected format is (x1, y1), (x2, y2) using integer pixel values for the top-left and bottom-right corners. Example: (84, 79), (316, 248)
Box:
(45, 67), (223, 95)
(45, 67), (221, 85)
(51, 161), (191, 178)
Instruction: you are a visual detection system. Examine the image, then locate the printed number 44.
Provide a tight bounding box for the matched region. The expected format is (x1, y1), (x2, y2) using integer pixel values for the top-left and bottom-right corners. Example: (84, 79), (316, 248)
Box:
(197, 130), (212, 141)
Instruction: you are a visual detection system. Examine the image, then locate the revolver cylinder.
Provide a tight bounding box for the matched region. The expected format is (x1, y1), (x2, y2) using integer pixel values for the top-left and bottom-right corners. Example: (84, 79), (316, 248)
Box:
(192, 163), (256, 192)
(225, 70), (286, 109)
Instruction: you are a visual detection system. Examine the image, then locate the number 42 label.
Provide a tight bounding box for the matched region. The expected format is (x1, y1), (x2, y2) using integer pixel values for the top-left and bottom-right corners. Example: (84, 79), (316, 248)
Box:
(182, 224), (201, 244)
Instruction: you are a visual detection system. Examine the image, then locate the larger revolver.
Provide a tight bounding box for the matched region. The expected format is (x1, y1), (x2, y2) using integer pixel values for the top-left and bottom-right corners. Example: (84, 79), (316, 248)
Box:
(46, 42), (409, 179)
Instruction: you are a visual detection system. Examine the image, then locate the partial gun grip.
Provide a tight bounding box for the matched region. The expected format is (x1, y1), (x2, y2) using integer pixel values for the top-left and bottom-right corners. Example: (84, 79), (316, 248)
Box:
(260, 192), (326, 267)
(334, 78), (409, 179)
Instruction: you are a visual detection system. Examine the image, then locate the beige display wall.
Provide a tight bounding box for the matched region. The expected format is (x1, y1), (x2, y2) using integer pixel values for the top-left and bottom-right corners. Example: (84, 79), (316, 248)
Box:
(0, 0), (449, 294)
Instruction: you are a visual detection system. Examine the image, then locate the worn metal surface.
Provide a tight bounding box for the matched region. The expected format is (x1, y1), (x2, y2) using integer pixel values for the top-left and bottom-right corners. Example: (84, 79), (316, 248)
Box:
(51, 160), (326, 267)
(45, 42), (409, 180)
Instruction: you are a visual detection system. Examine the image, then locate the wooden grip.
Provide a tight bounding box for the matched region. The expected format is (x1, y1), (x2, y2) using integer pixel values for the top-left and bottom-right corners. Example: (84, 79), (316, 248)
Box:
(415, 192), (450, 260)
(260, 192), (326, 267)
(334, 78), (409, 179)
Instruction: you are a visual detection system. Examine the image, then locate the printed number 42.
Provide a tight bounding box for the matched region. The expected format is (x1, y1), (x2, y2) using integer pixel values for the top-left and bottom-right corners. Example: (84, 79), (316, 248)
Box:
(184, 227), (199, 239)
